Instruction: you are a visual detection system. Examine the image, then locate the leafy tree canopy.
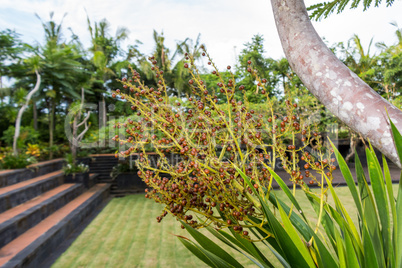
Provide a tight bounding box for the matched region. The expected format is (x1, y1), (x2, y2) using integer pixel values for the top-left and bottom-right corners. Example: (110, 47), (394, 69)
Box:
(308, 0), (395, 21)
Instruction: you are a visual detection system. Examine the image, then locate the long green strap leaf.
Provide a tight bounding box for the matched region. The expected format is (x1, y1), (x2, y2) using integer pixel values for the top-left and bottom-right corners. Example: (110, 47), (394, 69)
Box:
(366, 147), (393, 266)
(236, 166), (316, 267)
(206, 227), (271, 268)
(276, 199), (317, 268)
(389, 117), (402, 165)
(178, 237), (217, 268)
(268, 168), (307, 221)
(246, 215), (286, 256)
(325, 176), (363, 264)
(305, 192), (338, 253)
(260, 195), (316, 268)
(179, 237), (238, 268)
(181, 221), (243, 267)
(226, 227), (272, 267)
(362, 222), (380, 268)
(330, 139), (363, 219)
(269, 192), (338, 267)
(396, 172), (402, 268)
(334, 228), (347, 268)
(355, 153), (385, 267)
(268, 192), (313, 241)
(310, 231), (338, 268)
(250, 229), (292, 268)
(383, 155), (397, 268)
(389, 118), (402, 268)
(344, 226), (361, 268)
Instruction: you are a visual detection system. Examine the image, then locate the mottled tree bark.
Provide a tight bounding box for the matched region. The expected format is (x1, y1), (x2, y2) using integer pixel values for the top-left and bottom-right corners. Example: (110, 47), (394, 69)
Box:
(271, 0), (402, 167)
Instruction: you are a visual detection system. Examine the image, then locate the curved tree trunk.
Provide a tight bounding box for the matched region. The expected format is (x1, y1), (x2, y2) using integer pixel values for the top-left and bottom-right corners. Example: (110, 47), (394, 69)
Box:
(270, 0), (402, 167)
(13, 70), (41, 156)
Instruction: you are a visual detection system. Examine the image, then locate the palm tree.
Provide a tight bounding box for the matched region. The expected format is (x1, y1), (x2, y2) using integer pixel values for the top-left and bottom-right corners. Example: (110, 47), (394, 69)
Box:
(36, 12), (85, 158)
(344, 35), (378, 85)
(170, 34), (204, 96)
(85, 17), (130, 144)
(152, 30), (171, 72)
(146, 31), (204, 97)
(173, 33), (203, 62)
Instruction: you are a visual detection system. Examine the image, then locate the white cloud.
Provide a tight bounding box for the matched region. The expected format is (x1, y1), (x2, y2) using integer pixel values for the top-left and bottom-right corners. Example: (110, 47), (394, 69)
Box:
(0, 0), (401, 70)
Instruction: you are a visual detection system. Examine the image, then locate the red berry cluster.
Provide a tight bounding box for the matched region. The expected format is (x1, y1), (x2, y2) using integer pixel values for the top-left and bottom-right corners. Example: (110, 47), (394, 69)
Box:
(111, 48), (335, 237)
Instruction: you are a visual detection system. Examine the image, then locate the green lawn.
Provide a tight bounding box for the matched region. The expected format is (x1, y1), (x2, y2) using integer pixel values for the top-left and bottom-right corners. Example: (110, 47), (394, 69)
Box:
(52, 184), (399, 268)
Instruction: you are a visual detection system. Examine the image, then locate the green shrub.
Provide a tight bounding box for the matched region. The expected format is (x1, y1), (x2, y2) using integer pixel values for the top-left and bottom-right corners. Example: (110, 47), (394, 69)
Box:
(1, 126), (39, 147)
(0, 153), (37, 169)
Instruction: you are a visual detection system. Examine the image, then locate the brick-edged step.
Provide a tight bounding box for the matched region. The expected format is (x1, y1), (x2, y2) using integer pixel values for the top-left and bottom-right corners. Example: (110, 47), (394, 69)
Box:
(0, 183), (110, 268)
(0, 171), (64, 213)
(0, 159), (64, 188)
(0, 183), (85, 248)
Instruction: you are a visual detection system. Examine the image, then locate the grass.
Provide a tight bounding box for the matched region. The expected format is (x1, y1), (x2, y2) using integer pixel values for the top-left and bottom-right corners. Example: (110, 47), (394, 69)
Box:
(52, 184), (399, 268)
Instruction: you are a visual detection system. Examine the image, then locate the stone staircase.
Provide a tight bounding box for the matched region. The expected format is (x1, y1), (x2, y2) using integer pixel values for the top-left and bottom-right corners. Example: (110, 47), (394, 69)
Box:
(88, 154), (118, 184)
(89, 154), (124, 196)
(0, 159), (110, 268)
(89, 154), (151, 197)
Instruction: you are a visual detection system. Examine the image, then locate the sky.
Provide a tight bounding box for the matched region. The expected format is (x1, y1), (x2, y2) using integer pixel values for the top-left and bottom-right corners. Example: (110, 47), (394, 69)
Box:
(1, 0), (402, 70)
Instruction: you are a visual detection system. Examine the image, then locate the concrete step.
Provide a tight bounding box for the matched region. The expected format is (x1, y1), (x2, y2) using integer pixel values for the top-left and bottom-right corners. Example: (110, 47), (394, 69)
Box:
(0, 171), (64, 213)
(0, 159), (64, 188)
(0, 183), (85, 248)
(0, 183), (111, 268)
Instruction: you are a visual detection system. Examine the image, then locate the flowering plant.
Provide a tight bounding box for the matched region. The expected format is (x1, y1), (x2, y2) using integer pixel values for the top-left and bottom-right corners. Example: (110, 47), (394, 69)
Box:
(62, 162), (89, 176)
(63, 153), (89, 175)
(112, 49), (402, 267)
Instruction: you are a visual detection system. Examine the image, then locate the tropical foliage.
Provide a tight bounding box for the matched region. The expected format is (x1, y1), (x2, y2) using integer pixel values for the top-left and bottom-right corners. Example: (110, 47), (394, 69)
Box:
(112, 43), (402, 268)
(176, 120), (402, 268)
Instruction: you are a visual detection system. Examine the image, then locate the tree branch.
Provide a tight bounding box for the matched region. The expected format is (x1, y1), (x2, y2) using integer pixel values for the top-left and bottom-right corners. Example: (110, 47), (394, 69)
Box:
(77, 110), (91, 128)
(271, 0), (402, 167)
(76, 119), (90, 142)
